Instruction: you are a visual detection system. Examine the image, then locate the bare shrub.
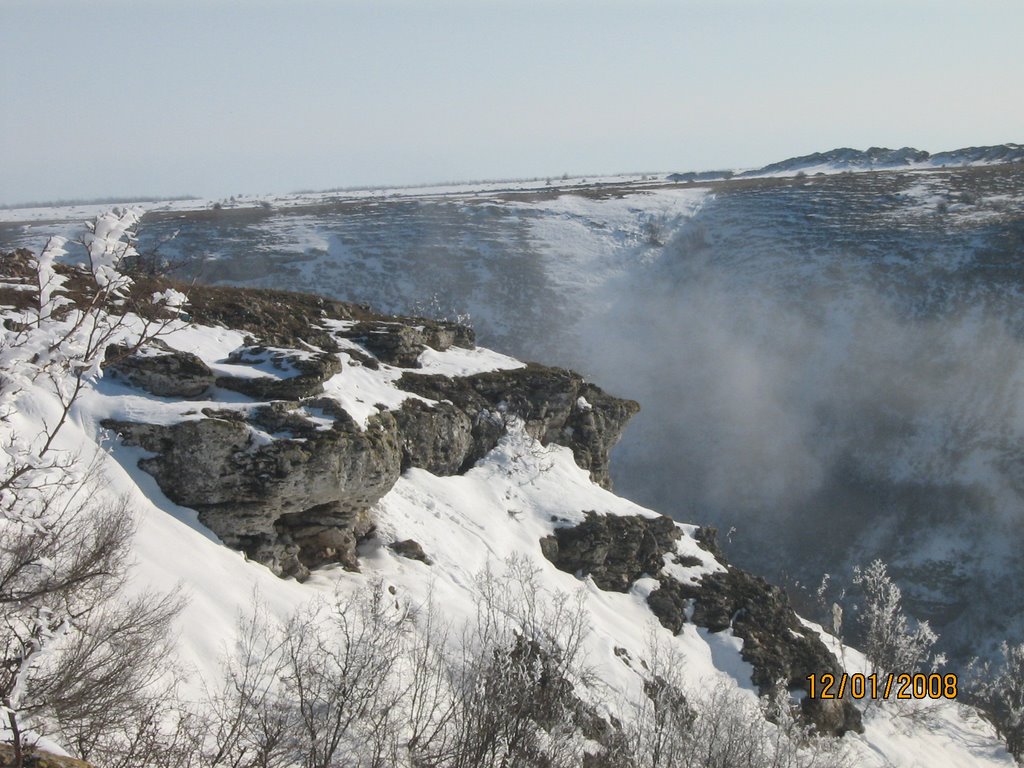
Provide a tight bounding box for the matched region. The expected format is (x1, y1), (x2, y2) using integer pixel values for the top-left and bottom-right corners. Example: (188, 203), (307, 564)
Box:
(401, 597), (458, 764)
(394, 557), (594, 768)
(440, 557), (592, 768)
(1, 211), (189, 766)
(202, 600), (298, 768)
(0, 483), (186, 768)
(620, 634), (847, 768)
(282, 583), (411, 768)
(203, 581), (412, 768)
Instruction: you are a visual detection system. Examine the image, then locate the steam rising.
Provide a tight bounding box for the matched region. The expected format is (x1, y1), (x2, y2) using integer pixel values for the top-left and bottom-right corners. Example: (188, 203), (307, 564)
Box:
(563, 198), (1024, 658)
(28, 167), (1016, 661)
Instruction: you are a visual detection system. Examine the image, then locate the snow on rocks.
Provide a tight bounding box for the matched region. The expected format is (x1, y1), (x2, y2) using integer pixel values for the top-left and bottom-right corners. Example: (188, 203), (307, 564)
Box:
(87, 282), (639, 582)
(0, 218), (1016, 767)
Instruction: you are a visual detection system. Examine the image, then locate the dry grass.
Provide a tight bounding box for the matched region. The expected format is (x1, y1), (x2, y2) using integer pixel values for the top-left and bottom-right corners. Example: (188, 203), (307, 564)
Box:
(0, 745), (93, 768)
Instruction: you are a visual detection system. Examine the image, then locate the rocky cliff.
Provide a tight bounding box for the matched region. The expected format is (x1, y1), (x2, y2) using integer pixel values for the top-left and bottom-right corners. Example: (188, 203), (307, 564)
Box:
(101, 282), (638, 580)
(541, 513), (861, 735)
(91, 279), (862, 736)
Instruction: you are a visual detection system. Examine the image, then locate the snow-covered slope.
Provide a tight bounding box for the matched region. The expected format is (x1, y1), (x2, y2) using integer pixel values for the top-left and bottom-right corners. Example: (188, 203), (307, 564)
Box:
(0, 239), (1015, 766)
(3, 152), (1024, 675)
(82, 157), (1023, 671)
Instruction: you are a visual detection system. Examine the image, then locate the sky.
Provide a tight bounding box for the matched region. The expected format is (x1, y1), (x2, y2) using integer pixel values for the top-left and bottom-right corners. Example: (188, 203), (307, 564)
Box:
(1, 0), (1022, 206)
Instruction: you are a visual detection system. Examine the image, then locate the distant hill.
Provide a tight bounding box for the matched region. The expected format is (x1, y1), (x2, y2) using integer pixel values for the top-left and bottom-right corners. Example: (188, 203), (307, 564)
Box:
(730, 142), (1024, 178)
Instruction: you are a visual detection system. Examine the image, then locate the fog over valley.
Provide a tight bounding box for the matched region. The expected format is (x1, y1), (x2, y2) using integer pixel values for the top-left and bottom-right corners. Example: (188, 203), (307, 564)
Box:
(7, 158), (1021, 666)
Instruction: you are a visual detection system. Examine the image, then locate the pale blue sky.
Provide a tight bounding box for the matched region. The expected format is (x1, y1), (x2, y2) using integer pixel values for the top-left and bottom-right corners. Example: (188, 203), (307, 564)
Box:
(1, 0), (1021, 205)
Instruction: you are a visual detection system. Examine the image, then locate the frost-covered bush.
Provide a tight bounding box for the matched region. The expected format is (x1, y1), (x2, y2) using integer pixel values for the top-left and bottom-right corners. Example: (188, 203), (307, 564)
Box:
(203, 581), (410, 768)
(205, 558), (595, 768)
(850, 559), (940, 676)
(0, 210), (186, 767)
(618, 635), (847, 768)
(970, 642), (1024, 760)
(437, 557), (592, 768)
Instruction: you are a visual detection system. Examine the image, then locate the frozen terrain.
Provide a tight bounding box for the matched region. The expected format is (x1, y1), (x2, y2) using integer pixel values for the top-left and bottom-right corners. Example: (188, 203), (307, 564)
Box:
(2, 146), (1023, 670)
(0, 235), (1014, 764)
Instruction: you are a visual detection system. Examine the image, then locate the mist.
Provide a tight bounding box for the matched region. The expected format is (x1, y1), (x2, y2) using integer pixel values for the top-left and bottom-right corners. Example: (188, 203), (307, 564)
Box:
(5, 167), (1021, 661)
(561, 197), (1024, 658)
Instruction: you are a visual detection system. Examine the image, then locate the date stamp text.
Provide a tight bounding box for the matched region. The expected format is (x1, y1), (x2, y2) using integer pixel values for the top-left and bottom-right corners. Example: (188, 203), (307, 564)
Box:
(807, 672), (958, 700)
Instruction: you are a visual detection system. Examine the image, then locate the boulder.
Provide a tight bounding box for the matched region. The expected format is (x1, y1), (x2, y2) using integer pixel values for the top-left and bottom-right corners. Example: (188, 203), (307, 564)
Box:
(103, 340), (214, 397)
(540, 511), (682, 591)
(389, 538), (432, 565)
(398, 365), (639, 489)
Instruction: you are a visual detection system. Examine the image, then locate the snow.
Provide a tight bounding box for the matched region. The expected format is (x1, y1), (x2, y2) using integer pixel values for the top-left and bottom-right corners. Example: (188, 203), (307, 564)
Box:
(0, 173), (664, 233)
(802, 619), (1017, 767)
(148, 321), (249, 362)
(58, 308), (746, 729)
(319, 352), (428, 427)
(80, 315), (1018, 766)
(509, 188), (709, 299)
(700, 627), (757, 691)
(416, 344), (525, 376)
(219, 345), (318, 379)
(1, 210), (1016, 767)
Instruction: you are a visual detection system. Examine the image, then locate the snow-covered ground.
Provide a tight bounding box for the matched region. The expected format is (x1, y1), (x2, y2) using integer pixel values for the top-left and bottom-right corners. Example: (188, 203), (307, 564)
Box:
(69, 332), (1024, 767)
(4, 157), (1024, 672)
(3, 149), (1024, 762)
(1, 229), (1016, 764)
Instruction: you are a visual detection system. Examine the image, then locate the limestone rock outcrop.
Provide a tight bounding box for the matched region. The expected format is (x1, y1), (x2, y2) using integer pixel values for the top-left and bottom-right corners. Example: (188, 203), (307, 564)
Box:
(100, 287), (638, 579)
(646, 565), (863, 736)
(105, 403), (401, 579)
(392, 399), (475, 474)
(542, 514), (863, 737)
(103, 340), (214, 397)
(333, 319), (474, 367)
(539, 511), (686, 591)
(397, 366), (639, 488)
(214, 345), (342, 400)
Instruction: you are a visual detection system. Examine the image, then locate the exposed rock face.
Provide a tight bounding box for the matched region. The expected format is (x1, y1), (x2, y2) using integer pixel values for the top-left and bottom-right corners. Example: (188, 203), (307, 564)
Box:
(333, 319), (474, 367)
(397, 365), (639, 488)
(543, 515), (863, 737)
(539, 511), (685, 591)
(647, 568), (862, 736)
(100, 289), (639, 578)
(392, 399), (474, 474)
(104, 405), (402, 579)
(103, 340), (214, 397)
(215, 345), (342, 400)
(157, 283), (357, 350)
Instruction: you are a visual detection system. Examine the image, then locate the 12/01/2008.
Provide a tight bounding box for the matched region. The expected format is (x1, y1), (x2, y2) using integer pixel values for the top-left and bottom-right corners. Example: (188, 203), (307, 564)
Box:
(806, 672), (958, 700)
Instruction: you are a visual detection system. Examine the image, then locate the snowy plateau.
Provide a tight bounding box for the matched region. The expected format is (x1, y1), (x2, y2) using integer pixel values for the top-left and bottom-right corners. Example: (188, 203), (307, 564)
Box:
(0, 145), (1022, 767)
